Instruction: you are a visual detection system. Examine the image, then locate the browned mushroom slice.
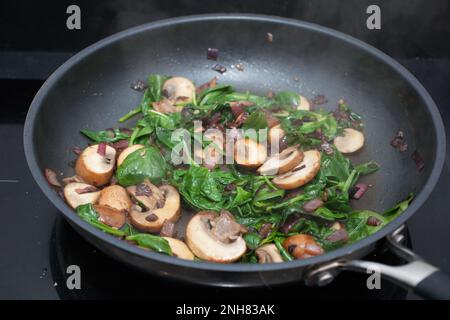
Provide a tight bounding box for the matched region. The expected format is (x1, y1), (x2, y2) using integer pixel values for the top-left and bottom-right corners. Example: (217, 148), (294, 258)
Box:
(162, 237), (195, 260)
(185, 211), (247, 263)
(63, 182), (101, 209)
(282, 234), (324, 259)
(257, 146), (304, 175)
(297, 95), (311, 110)
(333, 128), (365, 154)
(256, 244), (284, 263)
(75, 144), (116, 186)
(117, 144), (144, 167)
(98, 185), (132, 211)
(162, 76), (195, 102)
(93, 204), (126, 229)
(129, 185), (181, 233)
(234, 138), (267, 168)
(273, 149), (321, 190)
(268, 124), (285, 150)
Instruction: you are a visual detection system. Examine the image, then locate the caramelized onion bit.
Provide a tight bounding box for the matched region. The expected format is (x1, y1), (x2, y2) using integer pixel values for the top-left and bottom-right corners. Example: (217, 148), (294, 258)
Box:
(349, 183), (369, 200)
(207, 48), (219, 60)
(411, 150), (425, 172)
(44, 168), (61, 187)
(212, 64), (227, 74)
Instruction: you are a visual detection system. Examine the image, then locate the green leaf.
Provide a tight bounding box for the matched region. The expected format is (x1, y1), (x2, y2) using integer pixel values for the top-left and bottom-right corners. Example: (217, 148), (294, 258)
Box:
(244, 233), (262, 250)
(345, 210), (387, 243)
(116, 146), (167, 186)
(242, 111), (268, 130)
(274, 91), (300, 109)
(76, 204), (126, 237)
(383, 193), (414, 222)
(314, 207), (347, 221)
(147, 74), (169, 102)
(126, 234), (172, 255)
(80, 128), (130, 143)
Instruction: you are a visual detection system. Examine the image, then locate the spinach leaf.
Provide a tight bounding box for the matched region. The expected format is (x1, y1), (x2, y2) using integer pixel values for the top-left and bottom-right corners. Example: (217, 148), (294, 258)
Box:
(274, 238), (294, 261)
(147, 74), (169, 103)
(116, 146), (167, 186)
(76, 204), (126, 237)
(383, 193), (414, 222)
(197, 85), (233, 106)
(242, 111), (268, 130)
(314, 207), (347, 221)
(80, 128), (130, 143)
(126, 234), (172, 255)
(244, 232), (262, 250)
(273, 91), (300, 109)
(345, 210), (386, 243)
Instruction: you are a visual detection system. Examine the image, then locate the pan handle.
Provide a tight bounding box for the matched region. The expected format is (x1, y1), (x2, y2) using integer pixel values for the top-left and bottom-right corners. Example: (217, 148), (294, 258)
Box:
(306, 225), (450, 299)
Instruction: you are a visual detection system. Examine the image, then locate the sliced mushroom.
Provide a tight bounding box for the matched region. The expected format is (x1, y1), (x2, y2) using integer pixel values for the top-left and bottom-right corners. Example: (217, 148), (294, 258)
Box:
(185, 211), (247, 263)
(63, 182), (101, 209)
(93, 204), (126, 229)
(75, 144), (116, 186)
(162, 76), (195, 102)
(126, 179), (165, 210)
(258, 146), (304, 175)
(162, 237), (195, 260)
(264, 110), (280, 128)
(129, 185), (181, 233)
(256, 244), (284, 263)
(273, 149), (321, 190)
(98, 185), (132, 211)
(117, 144), (145, 167)
(333, 128), (365, 153)
(282, 234), (324, 259)
(234, 138), (267, 168)
(152, 99), (182, 114)
(297, 95), (311, 110)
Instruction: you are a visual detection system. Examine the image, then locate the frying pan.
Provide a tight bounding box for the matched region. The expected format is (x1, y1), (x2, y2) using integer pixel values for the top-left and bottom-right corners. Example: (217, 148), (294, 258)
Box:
(23, 14), (450, 299)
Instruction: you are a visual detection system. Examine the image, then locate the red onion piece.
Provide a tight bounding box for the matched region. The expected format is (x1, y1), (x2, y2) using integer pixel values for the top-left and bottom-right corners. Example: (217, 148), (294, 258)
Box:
(207, 48), (219, 60)
(258, 223), (272, 238)
(327, 229), (349, 242)
(160, 220), (176, 237)
(72, 146), (83, 155)
(367, 216), (382, 226)
(97, 142), (106, 156)
(112, 139), (129, 150)
(411, 150), (425, 172)
(212, 64), (227, 74)
(266, 32), (273, 43)
(135, 183), (152, 197)
(44, 168), (61, 187)
(312, 94), (328, 105)
(145, 213), (159, 222)
(350, 183), (369, 200)
(303, 198), (324, 212)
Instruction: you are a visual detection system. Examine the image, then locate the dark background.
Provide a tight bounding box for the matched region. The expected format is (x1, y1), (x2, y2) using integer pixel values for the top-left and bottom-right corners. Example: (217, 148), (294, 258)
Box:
(1, 0), (450, 300)
(0, 0), (449, 80)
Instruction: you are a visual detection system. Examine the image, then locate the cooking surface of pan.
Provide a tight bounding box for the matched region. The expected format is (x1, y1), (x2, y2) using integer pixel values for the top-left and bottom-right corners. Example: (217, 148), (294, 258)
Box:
(24, 15), (445, 279)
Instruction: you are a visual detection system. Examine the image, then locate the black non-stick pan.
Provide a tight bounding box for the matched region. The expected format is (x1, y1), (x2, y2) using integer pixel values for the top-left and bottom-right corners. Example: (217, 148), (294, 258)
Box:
(23, 14), (450, 299)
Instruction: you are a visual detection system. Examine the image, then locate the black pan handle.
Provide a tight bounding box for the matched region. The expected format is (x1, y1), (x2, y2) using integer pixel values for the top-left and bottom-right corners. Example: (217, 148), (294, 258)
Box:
(306, 225), (450, 299)
(415, 270), (450, 300)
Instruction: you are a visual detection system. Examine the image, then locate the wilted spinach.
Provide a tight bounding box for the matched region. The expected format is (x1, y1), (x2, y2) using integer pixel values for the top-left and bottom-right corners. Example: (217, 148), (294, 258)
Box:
(80, 128), (130, 143)
(116, 146), (167, 186)
(126, 233), (172, 255)
(76, 203), (126, 237)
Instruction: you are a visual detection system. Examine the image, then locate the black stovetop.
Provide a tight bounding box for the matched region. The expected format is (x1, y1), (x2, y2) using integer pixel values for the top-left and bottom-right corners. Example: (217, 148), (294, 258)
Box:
(0, 58), (449, 300)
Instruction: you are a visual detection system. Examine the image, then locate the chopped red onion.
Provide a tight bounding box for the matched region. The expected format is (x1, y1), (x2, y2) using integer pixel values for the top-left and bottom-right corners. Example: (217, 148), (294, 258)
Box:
(303, 198), (324, 212)
(312, 94), (328, 105)
(44, 168), (61, 187)
(258, 223), (272, 238)
(130, 80), (147, 92)
(97, 142), (106, 156)
(350, 183), (369, 200)
(367, 216), (382, 226)
(266, 32), (273, 43)
(72, 146), (83, 155)
(279, 214), (302, 234)
(411, 150), (425, 172)
(390, 130), (408, 153)
(112, 139), (129, 150)
(320, 142), (334, 155)
(212, 64), (227, 74)
(160, 220), (176, 237)
(207, 48), (219, 60)
(327, 229), (349, 242)
(119, 128), (133, 136)
(75, 186), (99, 194)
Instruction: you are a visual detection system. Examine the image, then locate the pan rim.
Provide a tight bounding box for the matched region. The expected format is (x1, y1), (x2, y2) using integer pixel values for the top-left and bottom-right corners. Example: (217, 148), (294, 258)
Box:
(24, 13), (446, 274)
